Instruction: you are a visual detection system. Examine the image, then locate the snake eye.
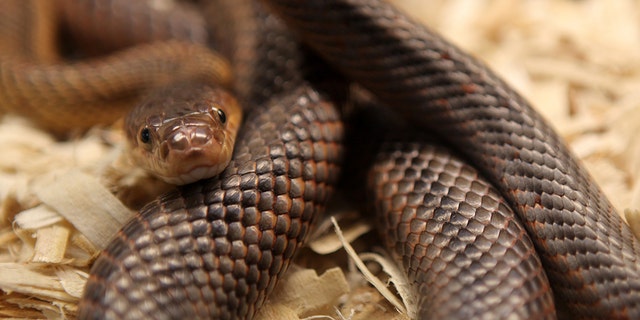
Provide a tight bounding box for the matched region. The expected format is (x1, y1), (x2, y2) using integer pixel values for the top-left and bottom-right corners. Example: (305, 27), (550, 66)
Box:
(216, 108), (227, 124)
(140, 127), (152, 144)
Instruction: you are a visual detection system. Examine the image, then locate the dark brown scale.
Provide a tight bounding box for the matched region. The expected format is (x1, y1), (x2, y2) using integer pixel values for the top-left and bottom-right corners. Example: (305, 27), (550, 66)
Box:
(369, 140), (555, 319)
(260, 0), (640, 317)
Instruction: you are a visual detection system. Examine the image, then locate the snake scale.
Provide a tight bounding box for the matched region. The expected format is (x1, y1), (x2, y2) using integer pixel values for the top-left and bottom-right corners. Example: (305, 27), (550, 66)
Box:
(0, 0), (638, 319)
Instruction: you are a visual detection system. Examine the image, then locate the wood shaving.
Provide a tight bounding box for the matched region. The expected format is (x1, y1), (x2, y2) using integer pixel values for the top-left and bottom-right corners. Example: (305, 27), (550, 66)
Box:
(358, 253), (415, 319)
(309, 220), (371, 255)
(328, 217), (407, 316)
(2, 0), (640, 319)
(255, 266), (350, 319)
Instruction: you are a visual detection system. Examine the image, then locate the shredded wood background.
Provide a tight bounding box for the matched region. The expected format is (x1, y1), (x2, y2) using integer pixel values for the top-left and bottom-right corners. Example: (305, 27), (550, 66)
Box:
(2, 0), (640, 319)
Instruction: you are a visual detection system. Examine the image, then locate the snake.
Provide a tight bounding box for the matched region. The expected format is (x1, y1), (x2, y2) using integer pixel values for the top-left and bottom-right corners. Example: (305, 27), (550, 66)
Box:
(1, 0), (639, 319)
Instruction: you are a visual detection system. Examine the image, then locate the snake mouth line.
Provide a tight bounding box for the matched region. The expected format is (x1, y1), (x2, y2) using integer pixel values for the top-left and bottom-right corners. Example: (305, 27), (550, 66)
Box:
(161, 162), (229, 185)
(157, 136), (233, 183)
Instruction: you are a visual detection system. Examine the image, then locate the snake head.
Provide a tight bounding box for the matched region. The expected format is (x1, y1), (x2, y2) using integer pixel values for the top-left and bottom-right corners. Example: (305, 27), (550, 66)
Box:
(125, 81), (242, 185)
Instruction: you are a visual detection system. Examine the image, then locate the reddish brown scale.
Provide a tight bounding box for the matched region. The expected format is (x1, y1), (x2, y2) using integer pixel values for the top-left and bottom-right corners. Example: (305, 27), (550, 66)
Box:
(58, 0), (208, 52)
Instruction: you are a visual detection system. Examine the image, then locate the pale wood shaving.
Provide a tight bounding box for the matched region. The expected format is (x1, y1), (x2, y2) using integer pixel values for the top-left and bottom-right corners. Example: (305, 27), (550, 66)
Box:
(0, 228), (18, 250)
(309, 220), (371, 255)
(329, 217), (407, 316)
(308, 206), (362, 240)
(337, 286), (410, 320)
(625, 210), (640, 241)
(32, 169), (132, 249)
(68, 233), (99, 260)
(0, 263), (76, 302)
(359, 253), (416, 320)
(0, 302), (49, 319)
(33, 225), (70, 263)
(255, 266), (351, 320)
(0, 295), (75, 319)
(55, 267), (88, 299)
(14, 205), (64, 230)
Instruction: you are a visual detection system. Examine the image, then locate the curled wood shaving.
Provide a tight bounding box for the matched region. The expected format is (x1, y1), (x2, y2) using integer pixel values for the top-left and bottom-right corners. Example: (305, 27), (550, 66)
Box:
(330, 217), (407, 316)
(309, 220), (372, 255)
(33, 225), (70, 263)
(359, 253), (416, 319)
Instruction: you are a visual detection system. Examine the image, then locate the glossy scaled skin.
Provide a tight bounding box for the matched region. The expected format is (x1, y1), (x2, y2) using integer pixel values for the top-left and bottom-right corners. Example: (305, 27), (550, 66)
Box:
(369, 140), (555, 319)
(260, 0), (640, 317)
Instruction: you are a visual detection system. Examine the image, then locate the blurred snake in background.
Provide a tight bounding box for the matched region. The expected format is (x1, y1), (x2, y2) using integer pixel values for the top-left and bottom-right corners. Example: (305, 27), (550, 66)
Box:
(0, 0), (639, 319)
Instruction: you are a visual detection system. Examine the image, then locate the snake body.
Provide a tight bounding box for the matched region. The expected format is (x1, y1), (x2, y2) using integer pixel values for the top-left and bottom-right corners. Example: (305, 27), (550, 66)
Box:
(343, 100), (555, 318)
(369, 138), (555, 318)
(260, 0), (640, 317)
(1, 0), (639, 319)
(0, 0), (231, 134)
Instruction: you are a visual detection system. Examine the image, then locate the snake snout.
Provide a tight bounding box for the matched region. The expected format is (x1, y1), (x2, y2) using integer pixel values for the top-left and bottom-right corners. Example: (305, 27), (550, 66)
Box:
(155, 116), (230, 185)
(126, 84), (241, 186)
(165, 122), (218, 154)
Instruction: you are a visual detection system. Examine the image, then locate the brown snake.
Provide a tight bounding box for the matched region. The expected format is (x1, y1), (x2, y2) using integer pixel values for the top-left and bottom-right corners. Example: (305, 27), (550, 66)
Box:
(0, 0), (639, 319)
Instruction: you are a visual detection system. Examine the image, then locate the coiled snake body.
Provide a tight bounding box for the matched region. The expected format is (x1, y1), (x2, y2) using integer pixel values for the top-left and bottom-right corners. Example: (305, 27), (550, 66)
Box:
(1, 0), (639, 319)
(260, 0), (640, 317)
